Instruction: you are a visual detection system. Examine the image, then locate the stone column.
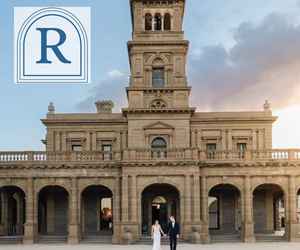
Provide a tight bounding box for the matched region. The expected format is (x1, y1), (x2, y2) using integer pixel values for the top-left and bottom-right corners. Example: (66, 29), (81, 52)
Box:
(92, 132), (97, 151)
(191, 130), (196, 148)
(68, 178), (80, 244)
(227, 130), (233, 151)
(252, 130), (257, 151)
(122, 175), (129, 222)
(121, 131), (128, 149)
(121, 175), (135, 244)
(86, 132), (91, 151)
(193, 175), (201, 222)
(0, 192), (7, 235)
(200, 176), (209, 243)
(62, 132), (67, 151)
(130, 175), (137, 223)
(183, 175), (192, 240)
(198, 130), (203, 150)
(287, 176), (298, 241)
(243, 176), (255, 242)
(55, 132), (60, 151)
(129, 175), (139, 241)
(112, 177), (121, 244)
(221, 130), (226, 150)
(189, 175), (201, 244)
(24, 178), (36, 244)
(258, 130), (264, 150)
(185, 175), (192, 222)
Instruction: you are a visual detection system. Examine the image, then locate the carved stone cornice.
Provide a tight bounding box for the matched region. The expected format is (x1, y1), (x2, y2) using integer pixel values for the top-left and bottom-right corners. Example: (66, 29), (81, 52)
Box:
(122, 107), (196, 115)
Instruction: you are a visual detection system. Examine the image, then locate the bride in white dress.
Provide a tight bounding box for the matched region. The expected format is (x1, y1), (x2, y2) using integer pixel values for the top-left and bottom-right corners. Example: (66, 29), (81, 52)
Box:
(152, 220), (166, 250)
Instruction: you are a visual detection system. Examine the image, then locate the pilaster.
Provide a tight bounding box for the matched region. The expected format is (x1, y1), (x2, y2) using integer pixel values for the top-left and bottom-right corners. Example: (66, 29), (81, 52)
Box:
(68, 178), (80, 244)
(23, 178), (37, 244)
(200, 176), (210, 243)
(243, 176), (255, 242)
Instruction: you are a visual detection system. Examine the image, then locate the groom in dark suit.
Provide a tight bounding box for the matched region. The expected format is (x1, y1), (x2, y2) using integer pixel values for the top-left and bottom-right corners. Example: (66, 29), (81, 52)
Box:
(167, 216), (180, 250)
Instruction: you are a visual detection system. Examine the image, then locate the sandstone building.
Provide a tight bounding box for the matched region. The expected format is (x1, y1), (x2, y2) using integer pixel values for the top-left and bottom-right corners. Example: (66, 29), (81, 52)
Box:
(1, 0), (300, 245)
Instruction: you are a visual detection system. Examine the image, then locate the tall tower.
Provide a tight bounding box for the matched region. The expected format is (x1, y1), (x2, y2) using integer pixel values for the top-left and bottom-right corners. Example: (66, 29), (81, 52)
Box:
(126, 0), (193, 112)
(125, 0), (193, 149)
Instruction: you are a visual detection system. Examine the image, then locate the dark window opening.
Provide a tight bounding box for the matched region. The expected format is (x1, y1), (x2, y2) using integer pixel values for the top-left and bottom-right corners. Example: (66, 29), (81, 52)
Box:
(206, 143), (217, 159)
(164, 13), (171, 30)
(237, 143), (247, 159)
(154, 13), (162, 31)
(72, 145), (82, 152)
(145, 13), (152, 31)
(152, 68), (165, 88)
(102, 144), (112, 161)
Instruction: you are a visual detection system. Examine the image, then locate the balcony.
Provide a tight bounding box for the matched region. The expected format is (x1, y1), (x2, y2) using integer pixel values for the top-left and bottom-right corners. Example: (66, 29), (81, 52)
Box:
(0, 149), (300, 163)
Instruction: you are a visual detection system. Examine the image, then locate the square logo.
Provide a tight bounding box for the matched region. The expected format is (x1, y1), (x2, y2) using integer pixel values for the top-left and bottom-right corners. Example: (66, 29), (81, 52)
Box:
(14, 7), (91, 84)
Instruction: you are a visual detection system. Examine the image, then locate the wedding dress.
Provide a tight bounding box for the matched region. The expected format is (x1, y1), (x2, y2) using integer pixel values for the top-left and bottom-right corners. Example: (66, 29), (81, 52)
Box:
(152, 225), (161, 250)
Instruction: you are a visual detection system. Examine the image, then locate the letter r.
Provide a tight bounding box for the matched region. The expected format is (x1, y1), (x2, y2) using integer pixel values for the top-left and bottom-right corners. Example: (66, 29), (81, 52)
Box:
(36, 28), (71, 64)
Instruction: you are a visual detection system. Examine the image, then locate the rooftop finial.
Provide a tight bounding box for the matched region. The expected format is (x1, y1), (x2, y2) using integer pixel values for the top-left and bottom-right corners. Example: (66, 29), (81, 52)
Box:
(263, 100), (271, 112)
(48, 102), (55, 114)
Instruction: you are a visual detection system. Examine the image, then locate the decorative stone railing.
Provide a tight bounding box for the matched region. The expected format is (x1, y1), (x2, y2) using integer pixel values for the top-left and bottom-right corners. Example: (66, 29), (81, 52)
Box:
(0, 149), (300, 163)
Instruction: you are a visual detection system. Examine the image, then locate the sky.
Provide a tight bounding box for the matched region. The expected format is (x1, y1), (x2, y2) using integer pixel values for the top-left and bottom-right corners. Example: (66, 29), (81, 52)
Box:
(0, 0), (300, 150)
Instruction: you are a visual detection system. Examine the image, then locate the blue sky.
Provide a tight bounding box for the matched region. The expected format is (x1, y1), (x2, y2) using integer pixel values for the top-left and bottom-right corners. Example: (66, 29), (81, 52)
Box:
(1, 0), (300, 150)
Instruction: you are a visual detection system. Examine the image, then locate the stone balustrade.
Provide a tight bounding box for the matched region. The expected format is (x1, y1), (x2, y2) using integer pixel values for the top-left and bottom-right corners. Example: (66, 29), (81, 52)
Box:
(1, 148), (300, 163)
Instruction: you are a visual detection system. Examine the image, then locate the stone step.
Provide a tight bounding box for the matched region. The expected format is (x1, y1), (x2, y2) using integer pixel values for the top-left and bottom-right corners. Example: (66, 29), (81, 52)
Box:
(136, 236), (185, 245)
(38, 235), (68, 244)
(0, 236), (23, 244)
(255, 235), (286, 242)
(81, 235), (113, 244)
(210, 234), (241, 243)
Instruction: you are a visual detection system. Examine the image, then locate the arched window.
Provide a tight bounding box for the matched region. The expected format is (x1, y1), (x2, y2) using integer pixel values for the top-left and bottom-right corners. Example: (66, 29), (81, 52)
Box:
(154, 13), (162, 31)
(145, 13), (152, 31)
(152, 67), (165, 88)
(151, 137), (167, 159)
(164, 13), (171, 31)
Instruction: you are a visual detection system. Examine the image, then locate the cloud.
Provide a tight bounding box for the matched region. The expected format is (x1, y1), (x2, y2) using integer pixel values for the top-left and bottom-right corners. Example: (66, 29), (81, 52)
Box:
(108, 69), (125, 78)
(77, 12), (300, 113)
(76, 70), (128, 112)
(189, 13), (300, 111)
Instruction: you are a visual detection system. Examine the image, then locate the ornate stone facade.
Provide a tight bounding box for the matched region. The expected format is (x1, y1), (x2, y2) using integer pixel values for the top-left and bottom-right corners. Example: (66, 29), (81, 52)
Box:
(1, 0), (300, 245)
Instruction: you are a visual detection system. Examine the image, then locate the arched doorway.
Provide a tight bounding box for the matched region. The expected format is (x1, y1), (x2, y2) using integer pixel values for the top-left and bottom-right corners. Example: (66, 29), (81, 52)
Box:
(208, 184), (241, 242)
(0, 186), (25, 237)
(38, 186), (69, 237)
(141, 184), (180, 235)
(81, 185), (113, 240)
(253, 184), (285, 240)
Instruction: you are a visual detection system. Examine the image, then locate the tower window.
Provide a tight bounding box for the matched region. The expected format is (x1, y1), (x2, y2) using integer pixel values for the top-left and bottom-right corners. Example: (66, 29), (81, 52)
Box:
(151, 137), (167, 159)
(152, 68), (165, 88)
(154, 13), (162, 31)
(145, 13), (152, 31)
(164, 13), (171, 31)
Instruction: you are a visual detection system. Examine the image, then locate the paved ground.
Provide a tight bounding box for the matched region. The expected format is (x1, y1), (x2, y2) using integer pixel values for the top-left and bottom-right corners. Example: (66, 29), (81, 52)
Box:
(2, 243), (300, 250)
